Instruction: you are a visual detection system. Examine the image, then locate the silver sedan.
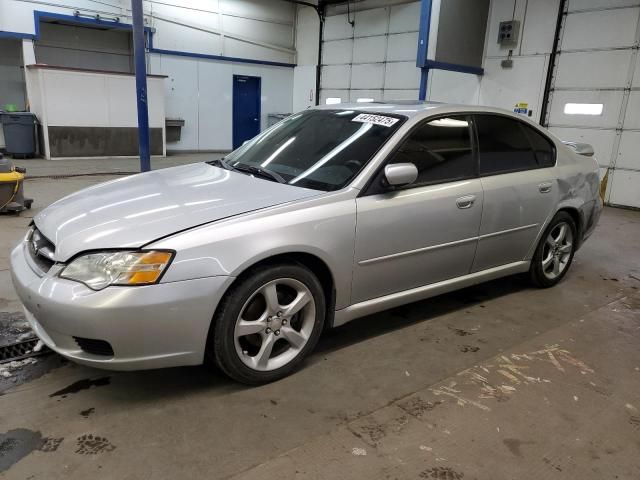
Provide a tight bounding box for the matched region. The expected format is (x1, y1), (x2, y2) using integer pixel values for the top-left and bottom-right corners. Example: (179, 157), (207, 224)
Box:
(10, 103), (602, 384)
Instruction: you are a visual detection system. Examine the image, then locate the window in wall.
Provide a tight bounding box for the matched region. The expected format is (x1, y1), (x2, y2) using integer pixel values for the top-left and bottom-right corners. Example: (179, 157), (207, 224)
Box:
(475, 115), (538, 175)
(563, 103), (603, 115)
(388, 116), (475, 186)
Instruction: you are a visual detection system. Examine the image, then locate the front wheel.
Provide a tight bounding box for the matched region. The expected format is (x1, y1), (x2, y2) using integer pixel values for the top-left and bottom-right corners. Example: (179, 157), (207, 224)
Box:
(208, 263), (325, 385)
(529, 211), (577, 288)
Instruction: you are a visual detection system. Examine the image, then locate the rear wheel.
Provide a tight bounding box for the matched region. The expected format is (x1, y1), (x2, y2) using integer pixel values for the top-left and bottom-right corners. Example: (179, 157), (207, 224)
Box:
(530, 211), (577, 288)
(209, 263), (325, 385)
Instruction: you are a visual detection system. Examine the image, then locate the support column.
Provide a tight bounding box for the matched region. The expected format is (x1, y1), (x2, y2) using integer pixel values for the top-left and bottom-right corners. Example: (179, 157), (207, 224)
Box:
(416, 0), (433, 101)
(131, 0), (150, 172)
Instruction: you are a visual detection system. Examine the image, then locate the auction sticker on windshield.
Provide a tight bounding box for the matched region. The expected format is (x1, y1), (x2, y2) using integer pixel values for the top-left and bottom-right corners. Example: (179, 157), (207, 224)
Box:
(352, 113), (399, 127)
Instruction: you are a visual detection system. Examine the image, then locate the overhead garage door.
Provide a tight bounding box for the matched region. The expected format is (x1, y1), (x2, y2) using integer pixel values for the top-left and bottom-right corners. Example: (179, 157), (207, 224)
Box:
(544, 0), (640, 208)
(319, 1), (421, 105)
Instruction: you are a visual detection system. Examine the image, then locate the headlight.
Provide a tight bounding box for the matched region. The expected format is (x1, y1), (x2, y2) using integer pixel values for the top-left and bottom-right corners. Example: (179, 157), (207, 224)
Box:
(60, 250), (174, 290)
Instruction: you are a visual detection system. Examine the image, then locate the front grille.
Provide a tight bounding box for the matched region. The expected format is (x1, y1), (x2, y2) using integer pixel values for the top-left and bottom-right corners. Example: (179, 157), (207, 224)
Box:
(73, 337), (114, 357)
(27, 227), (56, 273)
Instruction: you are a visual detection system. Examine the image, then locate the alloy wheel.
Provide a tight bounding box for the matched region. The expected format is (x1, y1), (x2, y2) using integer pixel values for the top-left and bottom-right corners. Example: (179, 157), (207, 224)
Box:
(233, 278), (316, 371)
(541, 221), (574, 280)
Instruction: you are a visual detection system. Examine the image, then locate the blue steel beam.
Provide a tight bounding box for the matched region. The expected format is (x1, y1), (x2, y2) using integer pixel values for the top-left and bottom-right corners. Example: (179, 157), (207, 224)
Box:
(416, 0), (433, 100)
(132, 0), (151, 172)
(419, 68), (429, 101)
(416, 0), (432, 69)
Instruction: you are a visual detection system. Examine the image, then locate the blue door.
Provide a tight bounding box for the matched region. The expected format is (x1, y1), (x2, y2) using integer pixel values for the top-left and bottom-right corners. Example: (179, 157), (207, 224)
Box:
(232, 75), (261, 149)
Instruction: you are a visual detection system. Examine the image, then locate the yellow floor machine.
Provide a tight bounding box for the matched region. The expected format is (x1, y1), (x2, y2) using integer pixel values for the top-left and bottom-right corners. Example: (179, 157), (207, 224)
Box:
(0, 153), (33, 214)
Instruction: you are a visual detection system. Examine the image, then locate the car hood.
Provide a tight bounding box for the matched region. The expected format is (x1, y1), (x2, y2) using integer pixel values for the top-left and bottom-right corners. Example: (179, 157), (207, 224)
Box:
(35, 163), (321, 261)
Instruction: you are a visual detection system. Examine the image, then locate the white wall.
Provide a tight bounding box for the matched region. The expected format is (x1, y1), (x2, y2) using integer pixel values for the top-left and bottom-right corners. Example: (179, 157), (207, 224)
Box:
(149, 0), (295, 65)
(0, 0), (295, 63)
(150, 53), (292, 151)
(425, 0), (558, 118)
(1, 0), (296, 152)
(0, 0), (125, 35)
(426, 70), (481, 104)
(478, 0), (560, 121)
(26, 66), (165, 158)
(293, 3), (319, 112)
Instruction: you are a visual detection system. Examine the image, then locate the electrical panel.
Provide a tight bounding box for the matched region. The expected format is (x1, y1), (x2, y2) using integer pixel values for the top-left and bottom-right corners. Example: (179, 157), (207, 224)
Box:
(498, 20), (520, 46)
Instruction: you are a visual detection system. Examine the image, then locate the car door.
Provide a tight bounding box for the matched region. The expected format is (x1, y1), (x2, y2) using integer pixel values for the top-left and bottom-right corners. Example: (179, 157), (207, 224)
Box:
(352, 115), (483, 304)
(471, 114), (558, 272)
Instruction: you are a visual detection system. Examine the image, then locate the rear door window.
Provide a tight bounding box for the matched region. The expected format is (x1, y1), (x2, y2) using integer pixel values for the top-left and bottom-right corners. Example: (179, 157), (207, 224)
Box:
(475, 114), (539, 175)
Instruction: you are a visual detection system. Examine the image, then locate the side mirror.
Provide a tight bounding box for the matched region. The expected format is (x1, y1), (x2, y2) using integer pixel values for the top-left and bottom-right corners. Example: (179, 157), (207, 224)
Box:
(384, 163), (418, 187)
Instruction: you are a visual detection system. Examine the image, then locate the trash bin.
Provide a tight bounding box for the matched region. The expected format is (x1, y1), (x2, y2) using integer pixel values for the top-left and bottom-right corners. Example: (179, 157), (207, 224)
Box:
(0, 112), (37, 158)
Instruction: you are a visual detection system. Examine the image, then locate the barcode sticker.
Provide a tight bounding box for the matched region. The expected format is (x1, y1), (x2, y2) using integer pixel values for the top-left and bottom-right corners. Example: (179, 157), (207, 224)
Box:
(352, 113), (399, 127)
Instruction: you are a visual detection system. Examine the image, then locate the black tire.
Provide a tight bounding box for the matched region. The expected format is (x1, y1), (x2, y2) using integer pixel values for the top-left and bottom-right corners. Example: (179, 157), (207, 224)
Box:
(207, 262), (325, 385)
(529, 211), (577, 288)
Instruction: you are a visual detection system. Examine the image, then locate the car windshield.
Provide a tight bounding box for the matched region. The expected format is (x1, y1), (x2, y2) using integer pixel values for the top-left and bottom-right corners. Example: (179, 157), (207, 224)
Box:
(220, 109), (405, 191)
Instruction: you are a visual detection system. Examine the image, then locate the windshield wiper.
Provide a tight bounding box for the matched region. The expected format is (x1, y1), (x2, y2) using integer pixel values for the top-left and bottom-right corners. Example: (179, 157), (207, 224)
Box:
(208, 158), (287, 184)
(206, 158), (233, 170)
(229, 163), (287, 184)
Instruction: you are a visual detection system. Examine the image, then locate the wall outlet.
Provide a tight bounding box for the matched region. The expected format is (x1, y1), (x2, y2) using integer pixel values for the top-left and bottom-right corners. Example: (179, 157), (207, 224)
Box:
(498, 20), (520, 46)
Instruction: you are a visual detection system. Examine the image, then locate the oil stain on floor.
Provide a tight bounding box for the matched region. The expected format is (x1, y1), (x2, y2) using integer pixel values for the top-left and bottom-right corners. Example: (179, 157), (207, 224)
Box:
(49, 377), (111, 398)
(0, 429), (43, 473)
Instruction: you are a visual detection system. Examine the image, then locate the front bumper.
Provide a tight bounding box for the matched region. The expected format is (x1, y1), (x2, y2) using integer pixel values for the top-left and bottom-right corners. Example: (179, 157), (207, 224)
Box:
(10, 242), (233, 370)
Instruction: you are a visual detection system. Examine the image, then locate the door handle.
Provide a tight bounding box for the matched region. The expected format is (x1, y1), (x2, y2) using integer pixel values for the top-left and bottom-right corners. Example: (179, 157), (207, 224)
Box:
(538, 182), (552, 194)
(456, 195), (476, 209)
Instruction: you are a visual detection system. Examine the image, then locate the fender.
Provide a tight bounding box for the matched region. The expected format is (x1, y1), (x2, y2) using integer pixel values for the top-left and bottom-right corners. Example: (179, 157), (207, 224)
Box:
(149, 191), (358, 310)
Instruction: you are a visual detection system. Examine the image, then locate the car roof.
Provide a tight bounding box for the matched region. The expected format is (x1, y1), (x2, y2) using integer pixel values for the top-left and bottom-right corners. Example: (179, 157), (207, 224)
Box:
(313, 101), (526, 120)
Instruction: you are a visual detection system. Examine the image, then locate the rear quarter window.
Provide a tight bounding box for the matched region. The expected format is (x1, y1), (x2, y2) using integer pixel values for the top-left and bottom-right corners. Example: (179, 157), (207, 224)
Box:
(475, 114), (539, 176)
(522, 124), (556, 168)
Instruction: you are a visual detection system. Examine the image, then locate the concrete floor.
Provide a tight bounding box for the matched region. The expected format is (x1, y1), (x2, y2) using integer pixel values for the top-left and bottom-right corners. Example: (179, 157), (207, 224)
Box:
(0, 156), (639, 479)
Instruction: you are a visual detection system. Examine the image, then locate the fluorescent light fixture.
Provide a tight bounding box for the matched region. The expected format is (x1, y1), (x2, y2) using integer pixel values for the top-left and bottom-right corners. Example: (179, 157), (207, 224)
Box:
(325, 97), (341, 105)
(356, 98), (374, 103)
(564, 103), (603, 115)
